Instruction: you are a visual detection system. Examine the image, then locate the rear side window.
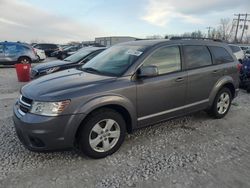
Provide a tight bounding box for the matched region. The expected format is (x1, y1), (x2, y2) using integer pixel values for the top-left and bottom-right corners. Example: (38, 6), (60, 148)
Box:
(143, 46), (181, 75)
(183, 45), (212, 69)
(229, 45), (241, 53)
(20, 45), (31, 51)
(209, 46), (234, 64)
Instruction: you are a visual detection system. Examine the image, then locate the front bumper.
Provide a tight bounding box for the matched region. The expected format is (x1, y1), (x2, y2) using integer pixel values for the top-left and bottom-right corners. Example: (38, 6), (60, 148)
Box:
(13, 102), (86, 151)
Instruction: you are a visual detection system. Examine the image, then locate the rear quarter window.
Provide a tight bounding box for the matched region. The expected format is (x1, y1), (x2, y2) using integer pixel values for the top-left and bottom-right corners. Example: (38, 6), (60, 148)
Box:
(209, 46), (234, 64)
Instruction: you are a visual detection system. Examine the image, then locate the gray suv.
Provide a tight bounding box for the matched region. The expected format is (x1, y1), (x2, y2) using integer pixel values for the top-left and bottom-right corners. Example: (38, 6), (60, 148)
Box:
(0, 42), (37, 65)
(13, 39), (239, 158)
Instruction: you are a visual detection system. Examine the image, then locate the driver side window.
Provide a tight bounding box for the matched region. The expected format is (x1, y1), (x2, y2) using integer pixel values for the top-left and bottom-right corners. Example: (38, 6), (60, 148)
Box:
(143, 46), (181, 75)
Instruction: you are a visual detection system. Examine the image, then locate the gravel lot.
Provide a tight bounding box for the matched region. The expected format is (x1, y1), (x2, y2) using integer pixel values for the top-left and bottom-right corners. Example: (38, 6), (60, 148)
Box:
(1, 59), (250, 188)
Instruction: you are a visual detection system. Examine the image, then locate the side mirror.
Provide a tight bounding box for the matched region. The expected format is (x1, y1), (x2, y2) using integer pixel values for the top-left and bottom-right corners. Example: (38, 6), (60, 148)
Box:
(138, 65), (158, 77)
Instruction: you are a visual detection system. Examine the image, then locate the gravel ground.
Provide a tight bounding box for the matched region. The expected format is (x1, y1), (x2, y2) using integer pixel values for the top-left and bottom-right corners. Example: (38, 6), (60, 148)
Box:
(0, 60), (250, 188)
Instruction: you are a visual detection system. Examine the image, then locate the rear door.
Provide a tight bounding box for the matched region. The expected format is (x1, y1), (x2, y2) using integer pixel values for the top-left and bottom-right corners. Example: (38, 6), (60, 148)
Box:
(184, 45), (222, 112)
(4, 43), (19, 63)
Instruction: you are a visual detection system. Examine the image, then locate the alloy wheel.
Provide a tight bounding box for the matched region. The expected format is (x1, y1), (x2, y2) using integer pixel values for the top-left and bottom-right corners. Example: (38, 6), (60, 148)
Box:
(217, 92), (230, 114)
(20, 58), (29, 64)
(89, 119), (121, 153)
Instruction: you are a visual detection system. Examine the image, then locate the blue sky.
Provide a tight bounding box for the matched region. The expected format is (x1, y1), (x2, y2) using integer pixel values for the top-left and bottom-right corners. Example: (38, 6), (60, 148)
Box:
(0, 0), (249, 43)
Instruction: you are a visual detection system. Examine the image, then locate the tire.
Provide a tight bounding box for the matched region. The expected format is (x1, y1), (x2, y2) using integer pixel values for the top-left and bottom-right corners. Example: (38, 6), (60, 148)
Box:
(77, 108), (126, 159)
(208, 87), (232, 119)
(18, 57), (31, 64)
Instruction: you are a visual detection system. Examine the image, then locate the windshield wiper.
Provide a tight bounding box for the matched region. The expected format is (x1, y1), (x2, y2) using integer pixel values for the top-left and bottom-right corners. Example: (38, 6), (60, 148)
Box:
(82, 67), (101, 74)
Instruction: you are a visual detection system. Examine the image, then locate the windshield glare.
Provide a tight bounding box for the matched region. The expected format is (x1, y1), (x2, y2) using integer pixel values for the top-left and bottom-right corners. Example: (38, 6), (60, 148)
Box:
(82, 45), (145, 76)
(64, 48), (94, 62)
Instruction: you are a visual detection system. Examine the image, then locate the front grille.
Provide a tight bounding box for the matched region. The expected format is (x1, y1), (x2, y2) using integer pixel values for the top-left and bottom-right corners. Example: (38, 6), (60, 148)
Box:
(18, 95), (32, 115)
(19, 105), (29, 113)
(21, 96), (33, 104)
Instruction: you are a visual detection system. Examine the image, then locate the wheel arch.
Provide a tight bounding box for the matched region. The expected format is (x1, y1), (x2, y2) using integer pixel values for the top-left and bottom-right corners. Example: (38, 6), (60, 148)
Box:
(208, 76), (236, 107)
(18, 56), (31, 63)
(74, 95), (137, 143)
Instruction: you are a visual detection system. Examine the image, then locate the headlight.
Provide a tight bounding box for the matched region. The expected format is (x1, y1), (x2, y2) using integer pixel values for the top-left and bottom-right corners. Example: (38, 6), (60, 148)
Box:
(30, 100), (70, 116)
(46, 67), (60, 74)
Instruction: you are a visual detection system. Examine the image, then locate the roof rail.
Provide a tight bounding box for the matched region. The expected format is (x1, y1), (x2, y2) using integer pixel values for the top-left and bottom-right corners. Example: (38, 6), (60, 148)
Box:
(170, 37), (224, 42)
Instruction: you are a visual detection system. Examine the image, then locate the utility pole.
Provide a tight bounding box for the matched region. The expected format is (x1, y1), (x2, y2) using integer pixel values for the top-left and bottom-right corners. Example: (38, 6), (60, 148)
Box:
(234, 14), (241, 42)
(240, 13), (248, 43)
(206, 26), (213, 38)
(233, 13), (250, 43)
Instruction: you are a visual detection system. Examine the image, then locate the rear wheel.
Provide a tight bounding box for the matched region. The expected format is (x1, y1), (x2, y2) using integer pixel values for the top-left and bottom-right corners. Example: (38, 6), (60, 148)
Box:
(18, 57), (30, 64)
(77, 108), (126, 159)
(207, 87), (232, 119)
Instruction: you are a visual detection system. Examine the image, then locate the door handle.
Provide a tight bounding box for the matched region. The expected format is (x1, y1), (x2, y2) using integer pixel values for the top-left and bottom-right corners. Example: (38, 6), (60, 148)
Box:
(175, 77), (184, 82)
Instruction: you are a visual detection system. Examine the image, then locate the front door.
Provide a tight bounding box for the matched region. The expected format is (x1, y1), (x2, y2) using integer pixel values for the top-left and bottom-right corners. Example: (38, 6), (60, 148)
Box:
(136, 45), (187, 127)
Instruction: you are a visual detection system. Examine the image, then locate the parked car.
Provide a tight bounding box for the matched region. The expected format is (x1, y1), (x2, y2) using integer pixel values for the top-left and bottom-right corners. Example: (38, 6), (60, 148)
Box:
(31, 47), (106, 79)
(0, 41), (37, 65)
(56, 46), (82, 60)
(245, 49), (250, 59)
(239, 46), (250, 53)
(229, 44), (245, 63)
(13, 39), (239, 158)
(240, 58), (250, 92)
(33, 48), (46, 61)
(33, 43), (59, 57)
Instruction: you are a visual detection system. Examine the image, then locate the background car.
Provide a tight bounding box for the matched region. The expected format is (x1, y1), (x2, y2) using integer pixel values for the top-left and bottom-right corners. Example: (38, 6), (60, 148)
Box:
(229, 44), (245, 63)
(239, 46), (250, 53)
(240, 58), (250, 92)
(31, 47), (106, 79)
(56, 45), (82, 60)
(0, 41), (37, 65)
(33, 43), (59, 57)
(245, 49), (250, 59)
(33, 48), (46, 61)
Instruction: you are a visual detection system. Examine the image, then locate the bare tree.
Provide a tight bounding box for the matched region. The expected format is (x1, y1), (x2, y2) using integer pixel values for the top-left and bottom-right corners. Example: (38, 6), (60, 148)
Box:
(217, 18), (232, 41)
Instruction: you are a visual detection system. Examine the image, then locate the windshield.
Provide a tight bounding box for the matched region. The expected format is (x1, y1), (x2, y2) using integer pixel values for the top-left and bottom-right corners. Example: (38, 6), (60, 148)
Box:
(64, 48), (95, 63)
(82, 45), (146, 76)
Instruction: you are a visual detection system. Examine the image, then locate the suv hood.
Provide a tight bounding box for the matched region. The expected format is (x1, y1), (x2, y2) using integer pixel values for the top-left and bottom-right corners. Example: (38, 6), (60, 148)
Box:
(32, 60), (73, 71)
(22, 68), (116, 101)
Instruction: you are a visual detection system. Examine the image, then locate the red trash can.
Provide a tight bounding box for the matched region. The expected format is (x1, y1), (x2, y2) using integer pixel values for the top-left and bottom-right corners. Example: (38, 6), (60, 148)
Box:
(15, 63), (31, 82)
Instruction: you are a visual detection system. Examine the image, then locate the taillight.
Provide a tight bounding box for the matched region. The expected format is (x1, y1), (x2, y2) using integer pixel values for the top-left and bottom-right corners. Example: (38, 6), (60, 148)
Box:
(237, 63), (242, 72)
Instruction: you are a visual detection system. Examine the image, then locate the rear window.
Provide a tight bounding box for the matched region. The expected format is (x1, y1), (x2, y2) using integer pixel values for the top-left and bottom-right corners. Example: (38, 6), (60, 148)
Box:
(229, 45), (241, 53)
(209, 46), (234, 64)
(183, 45), (212, 69)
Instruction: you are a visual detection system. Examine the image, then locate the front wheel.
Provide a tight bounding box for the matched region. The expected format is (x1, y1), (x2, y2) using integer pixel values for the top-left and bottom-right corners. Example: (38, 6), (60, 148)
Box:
(77, 108), (126, 159)
(207, 87), (232, 119)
